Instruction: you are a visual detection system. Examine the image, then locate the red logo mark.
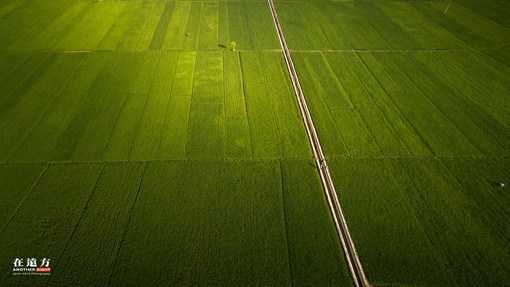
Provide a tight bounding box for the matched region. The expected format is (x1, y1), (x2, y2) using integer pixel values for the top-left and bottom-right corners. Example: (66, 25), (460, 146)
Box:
(37, 268), (51, 273)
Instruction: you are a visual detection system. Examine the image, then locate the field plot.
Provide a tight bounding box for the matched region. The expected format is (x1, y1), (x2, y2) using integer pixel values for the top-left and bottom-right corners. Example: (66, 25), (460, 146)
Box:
(0, 164), (47, 232)
(0, 0), (280, 51)
(276, 1), (510, 50)
(459, 0), (510, 27)
(0, 50), (311, 163)
(292, 51), (510, 158)
(0, 160), (353, 286)
(0, 163), (104, 286)
(111, 160), (353, 287)
(329, 158), (510, 287)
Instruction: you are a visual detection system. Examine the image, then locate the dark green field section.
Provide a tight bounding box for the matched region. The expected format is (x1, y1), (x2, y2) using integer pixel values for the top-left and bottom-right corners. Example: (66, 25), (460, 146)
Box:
(293, 51), (510, 157)
(329, 157), (510, 287)
(0, 51), (311, 163)
(0, 160), (353, 287)
(0, 0), (279, 51)
(0, 164), (47, 232)
(276, 1), (510, 50)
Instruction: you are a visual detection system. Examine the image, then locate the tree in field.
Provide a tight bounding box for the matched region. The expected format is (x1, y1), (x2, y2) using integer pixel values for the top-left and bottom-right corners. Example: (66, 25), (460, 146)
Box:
(229, 41), (237, 52)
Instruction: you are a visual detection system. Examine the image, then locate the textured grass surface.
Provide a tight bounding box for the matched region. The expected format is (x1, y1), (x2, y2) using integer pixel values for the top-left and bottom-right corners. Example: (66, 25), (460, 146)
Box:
(281, 159), (353, 286)
(293, 51), (510, 158)
(329, 158), (510, 287)
(329, 158), (454, 287)
(0, 2), (339, 286)
(0, 51), (311, 163)
(277, 1), (510, 50)
(109, 160), (353, 286)
(0, 0), (279, 52)
(1, 0), (510, 286)
(0, 163), (104, 286)
(0, 160), (353, 287)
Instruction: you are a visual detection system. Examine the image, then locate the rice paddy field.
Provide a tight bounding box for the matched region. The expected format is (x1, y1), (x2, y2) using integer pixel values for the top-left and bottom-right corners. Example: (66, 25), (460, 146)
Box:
(0, 0), (509, 286)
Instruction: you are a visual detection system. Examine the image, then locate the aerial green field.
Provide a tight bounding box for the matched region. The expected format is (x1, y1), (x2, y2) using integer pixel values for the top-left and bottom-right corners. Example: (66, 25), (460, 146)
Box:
(1, 0), (509, 286)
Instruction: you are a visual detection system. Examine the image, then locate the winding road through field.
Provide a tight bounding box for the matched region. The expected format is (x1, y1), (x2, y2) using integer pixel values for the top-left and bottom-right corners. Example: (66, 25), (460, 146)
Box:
(266, 1), (370, 286)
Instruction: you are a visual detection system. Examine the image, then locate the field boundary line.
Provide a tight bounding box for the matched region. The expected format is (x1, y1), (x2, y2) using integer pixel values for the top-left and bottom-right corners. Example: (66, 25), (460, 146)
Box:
(279, 160), (295, 284)
(292, 47), (510, 53)
(47, 163), (107, 287)
(4, 47), (509, 53)
(0, 155), (505, 166)
(0, 164), (50, 235)
(266, 1), (370, 287)
(106, 161), (148, 286)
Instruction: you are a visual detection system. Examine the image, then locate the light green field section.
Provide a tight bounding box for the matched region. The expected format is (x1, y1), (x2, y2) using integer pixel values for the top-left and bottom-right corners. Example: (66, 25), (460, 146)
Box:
(277, 1), (510, 50)
(0, 0), (279, 51)
(223, 50), (252, 158)
(241, 51), (311, 158)
(0, 51), (311, 163)
(293, 51), (510, 157)
(129, 51), (179, 160)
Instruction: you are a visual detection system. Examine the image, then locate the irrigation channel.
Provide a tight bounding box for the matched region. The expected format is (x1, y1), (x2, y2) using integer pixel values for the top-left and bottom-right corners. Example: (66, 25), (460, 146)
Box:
(266, 1), (370, 286)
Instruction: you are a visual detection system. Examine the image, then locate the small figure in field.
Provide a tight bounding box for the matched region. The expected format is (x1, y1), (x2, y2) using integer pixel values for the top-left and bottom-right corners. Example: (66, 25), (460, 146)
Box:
(229, 41), (237, 52)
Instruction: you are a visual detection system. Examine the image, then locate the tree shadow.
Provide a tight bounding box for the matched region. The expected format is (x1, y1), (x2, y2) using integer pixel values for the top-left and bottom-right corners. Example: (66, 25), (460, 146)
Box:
(218, 44), (227, 49)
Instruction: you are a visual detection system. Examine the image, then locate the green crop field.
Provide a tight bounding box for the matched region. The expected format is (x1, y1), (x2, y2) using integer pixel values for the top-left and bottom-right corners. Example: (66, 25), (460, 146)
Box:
(1, 0), (509, 286)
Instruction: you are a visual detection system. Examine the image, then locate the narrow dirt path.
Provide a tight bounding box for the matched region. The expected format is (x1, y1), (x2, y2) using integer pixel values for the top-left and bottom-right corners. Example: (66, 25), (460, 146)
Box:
(266, 1), (370, 286)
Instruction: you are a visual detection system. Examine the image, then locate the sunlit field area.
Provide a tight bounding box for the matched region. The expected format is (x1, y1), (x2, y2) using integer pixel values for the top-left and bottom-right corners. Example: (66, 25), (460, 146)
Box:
(0, 0), (509, 286)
